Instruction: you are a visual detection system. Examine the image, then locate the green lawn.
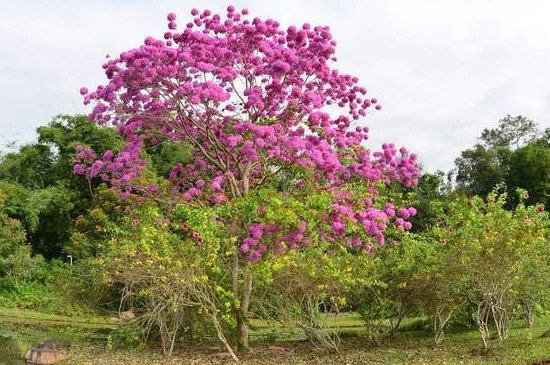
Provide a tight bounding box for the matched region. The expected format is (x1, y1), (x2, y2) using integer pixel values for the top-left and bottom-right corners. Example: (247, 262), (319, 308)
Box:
(0, 307), (115, 329)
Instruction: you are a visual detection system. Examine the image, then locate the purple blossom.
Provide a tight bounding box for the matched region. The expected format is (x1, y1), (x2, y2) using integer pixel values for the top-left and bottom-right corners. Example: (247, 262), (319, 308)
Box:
(75, 5), (419, 263)
(271, 60), (291, 75)
(73, 164), (85, 175)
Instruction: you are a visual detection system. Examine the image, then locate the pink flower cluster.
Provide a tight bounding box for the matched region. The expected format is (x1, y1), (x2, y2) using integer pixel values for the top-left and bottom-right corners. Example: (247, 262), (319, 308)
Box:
(77, 6), (420, 261)
(325, 196), (416, 248)
(73, 141), (148, 199)
(238, 220), (312, 262)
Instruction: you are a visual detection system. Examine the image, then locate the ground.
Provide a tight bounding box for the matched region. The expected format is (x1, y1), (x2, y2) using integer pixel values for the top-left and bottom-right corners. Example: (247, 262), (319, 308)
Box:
(2, 308), (550, 365)
(65, 330), (550, 365)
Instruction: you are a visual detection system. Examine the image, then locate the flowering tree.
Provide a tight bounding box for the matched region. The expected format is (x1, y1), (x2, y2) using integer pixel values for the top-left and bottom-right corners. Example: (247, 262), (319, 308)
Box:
(75, 6), (419, 351)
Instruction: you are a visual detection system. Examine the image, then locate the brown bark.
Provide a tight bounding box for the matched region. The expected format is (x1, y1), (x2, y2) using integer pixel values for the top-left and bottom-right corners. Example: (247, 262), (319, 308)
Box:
(232, 252), (253, 352)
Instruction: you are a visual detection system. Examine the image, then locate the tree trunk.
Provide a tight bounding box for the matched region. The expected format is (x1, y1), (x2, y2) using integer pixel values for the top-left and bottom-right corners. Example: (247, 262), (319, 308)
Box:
(433, 303), (453, 345)
(523, 300), (535, 328)
(236, 309), (249, 351)
(232, 252), (253, 352)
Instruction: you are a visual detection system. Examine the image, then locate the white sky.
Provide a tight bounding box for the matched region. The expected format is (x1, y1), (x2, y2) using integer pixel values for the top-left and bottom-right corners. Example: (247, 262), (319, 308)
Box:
(1, 0), (550, 172)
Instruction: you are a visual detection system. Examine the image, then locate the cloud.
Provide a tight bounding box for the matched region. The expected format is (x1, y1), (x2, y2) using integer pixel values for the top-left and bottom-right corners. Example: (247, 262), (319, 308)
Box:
(1, 0), (549, 171)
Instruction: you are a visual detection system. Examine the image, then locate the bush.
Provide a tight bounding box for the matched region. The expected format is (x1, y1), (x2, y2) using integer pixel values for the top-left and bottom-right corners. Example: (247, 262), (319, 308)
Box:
(106, 320), (147, 351)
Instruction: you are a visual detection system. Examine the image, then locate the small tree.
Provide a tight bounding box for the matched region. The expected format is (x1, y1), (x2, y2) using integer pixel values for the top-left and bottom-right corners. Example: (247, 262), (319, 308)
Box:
(414, 233), (467, 345)
(254, 242), (360, 352)
(441, 188), (549, 348)
(76, 6), (419, 351)
(97, 201), (240, 360)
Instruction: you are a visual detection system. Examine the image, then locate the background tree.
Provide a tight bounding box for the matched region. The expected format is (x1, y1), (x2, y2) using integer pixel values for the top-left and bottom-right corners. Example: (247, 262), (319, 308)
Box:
(405, 170), (452, 233)
(507, 139), (550, 208)
(480, 115), (538, 149)
(454, 115), (540, 198)
(0, 115), (120, 258)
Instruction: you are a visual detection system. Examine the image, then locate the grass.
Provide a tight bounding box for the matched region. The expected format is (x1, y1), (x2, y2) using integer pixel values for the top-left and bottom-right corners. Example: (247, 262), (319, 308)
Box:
(4, 307), (550, 365)
(248, 312), (366, 341)
(249, 313), (429, 342)
(0, 307), (115, 329)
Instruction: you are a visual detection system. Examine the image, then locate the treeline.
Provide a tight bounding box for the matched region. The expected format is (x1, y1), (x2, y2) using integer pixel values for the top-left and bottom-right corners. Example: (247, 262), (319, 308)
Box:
(455, 114), (550, 207)
(1, 114), (550, 356)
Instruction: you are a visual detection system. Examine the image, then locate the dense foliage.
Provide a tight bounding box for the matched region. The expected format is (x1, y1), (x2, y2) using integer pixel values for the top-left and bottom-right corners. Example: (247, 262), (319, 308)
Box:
(0, 115), (121, 258)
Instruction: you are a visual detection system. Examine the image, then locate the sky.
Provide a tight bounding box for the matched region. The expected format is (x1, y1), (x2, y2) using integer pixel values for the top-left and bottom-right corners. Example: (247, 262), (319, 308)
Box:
(1, 0), (550, 173)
